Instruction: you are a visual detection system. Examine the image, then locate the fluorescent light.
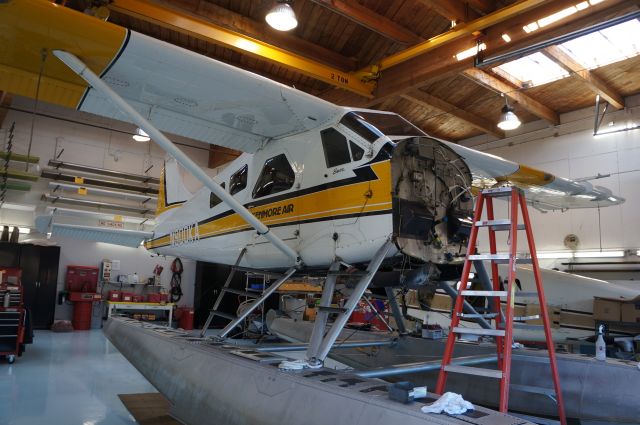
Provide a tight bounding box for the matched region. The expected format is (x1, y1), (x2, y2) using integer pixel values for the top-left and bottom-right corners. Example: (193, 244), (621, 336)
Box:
(536, 250), (625, 259)
(522, 1), (602, 34)
(455, 43), (486, 61)
(636, 250), (640, 256)
(575, 250), (624, 258)
(501, 33), (512, 43)
(537, 252), (574, 259)
(0, 225), (31, 234)
(132, 128), (150, 142)
(266, 1), (298, 31)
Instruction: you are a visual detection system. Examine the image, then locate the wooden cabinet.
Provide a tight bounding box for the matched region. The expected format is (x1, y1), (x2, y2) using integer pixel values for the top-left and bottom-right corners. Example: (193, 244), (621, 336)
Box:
(0, 243), (60, 330)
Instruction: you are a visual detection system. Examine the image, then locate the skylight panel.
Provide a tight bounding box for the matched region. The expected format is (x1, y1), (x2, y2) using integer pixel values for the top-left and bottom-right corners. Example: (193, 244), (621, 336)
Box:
(494, 52), (570, 87)
(560, 19), (640, 69)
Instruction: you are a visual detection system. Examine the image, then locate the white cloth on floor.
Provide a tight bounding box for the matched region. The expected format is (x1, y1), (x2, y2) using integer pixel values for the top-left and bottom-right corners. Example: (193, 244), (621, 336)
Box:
(421, 392), (474, 415)
(277, 359), (322, 371)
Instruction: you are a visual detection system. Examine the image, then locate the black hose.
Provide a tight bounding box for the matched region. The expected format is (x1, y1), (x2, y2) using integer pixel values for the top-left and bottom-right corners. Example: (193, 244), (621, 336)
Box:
(170, 258), (183, 303)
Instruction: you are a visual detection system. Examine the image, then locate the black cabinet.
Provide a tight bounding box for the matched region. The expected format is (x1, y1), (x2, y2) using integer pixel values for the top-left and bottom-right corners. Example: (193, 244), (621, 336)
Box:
(0, 243), (60, 329)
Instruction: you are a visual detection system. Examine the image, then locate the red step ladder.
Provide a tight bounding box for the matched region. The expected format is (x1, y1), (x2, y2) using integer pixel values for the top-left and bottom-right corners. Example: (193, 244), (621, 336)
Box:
(435, 186), (566, 425)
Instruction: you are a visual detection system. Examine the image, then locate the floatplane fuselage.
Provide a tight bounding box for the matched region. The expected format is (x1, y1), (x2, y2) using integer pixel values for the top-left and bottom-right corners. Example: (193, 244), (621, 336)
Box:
(146, 109), (476, 271)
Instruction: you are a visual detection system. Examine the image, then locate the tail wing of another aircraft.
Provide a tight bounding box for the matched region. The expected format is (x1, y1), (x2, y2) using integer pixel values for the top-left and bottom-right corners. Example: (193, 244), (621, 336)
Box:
(35, 214), (153, 248)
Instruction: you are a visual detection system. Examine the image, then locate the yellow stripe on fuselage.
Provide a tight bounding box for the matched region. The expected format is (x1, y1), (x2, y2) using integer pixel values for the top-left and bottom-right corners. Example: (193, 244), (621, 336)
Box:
(145, 160), (392, 249)
(0, 0), (127, 108)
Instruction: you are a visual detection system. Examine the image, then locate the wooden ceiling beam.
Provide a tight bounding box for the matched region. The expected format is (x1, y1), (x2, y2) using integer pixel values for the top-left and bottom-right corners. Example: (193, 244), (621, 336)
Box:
(542, 45), (625, 109)
(309, 0), (422, 44)
(467, 0), (497, 15)
(320, 0), (631, 107)
(462, 68), (560, 125)
(208, 145), (242, 169)
(415, 0), (480, 24)
(0, 92), (12, 129)
(402, 90), (505, 138)
(113, 0), (357, 72)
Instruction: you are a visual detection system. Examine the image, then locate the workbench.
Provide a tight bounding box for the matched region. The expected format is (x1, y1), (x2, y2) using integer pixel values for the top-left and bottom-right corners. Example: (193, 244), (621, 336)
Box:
(106, 301), (175, 326)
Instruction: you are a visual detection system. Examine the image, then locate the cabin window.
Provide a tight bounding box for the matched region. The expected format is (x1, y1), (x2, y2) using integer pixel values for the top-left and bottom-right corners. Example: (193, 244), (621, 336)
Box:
(229, 165), (248, 196)
(209, 182), (226, 208)
(349, 141), (364, 161)
(321, 128), (351, 168)
(253, 154), (295, 199)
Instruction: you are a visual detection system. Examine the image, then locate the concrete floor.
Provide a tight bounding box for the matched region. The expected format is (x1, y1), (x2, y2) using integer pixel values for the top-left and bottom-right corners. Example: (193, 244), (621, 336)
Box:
(0, 330), (157, 425)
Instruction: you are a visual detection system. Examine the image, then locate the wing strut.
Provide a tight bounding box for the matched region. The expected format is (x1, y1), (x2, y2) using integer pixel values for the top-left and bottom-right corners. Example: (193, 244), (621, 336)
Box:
(52, 50), (301, 267)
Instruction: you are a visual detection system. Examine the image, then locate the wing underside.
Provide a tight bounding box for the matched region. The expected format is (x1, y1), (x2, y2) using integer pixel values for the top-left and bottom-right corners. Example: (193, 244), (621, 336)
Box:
(445, 142), (624, 210)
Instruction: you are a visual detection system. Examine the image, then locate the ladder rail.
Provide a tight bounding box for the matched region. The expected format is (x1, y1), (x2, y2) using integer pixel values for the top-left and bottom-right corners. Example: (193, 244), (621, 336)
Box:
(435, 187), (567, 425)
(499, 189), (520, 412)
(519, 194), (567, 425)
(435, 191), (486, 394)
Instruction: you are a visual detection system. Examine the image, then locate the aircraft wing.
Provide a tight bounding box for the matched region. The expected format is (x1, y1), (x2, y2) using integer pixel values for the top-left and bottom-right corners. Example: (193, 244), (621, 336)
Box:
(0, 0), (342, 153)
(445, 142), (624, 210)
(35, 214), (153, 248)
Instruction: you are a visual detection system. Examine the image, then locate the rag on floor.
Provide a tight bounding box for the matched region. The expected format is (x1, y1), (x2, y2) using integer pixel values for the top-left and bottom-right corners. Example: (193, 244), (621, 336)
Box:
(421, 392), (474, 415)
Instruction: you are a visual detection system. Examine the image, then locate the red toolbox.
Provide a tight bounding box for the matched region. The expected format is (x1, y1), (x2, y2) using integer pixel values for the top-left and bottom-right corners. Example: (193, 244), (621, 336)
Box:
(121, 292), (134, 302)
(108, 290), (121, 302)
(147, 293), (168, 303)
(66, 266), (99, 293)
(132, 295), (145, 303)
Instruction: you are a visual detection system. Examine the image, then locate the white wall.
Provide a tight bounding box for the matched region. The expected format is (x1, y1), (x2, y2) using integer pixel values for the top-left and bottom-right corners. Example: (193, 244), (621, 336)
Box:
(461, 94), (640, 270)
(52, 235), (196, 320)
(0, 97), (213, 313)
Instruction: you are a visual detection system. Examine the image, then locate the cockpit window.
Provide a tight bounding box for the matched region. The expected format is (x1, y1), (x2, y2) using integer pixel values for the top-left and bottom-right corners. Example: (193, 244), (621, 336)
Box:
(252, 154), (295, 199)
(210, 182), (225, 208)
(349, 141), (364, 161)
(229, 165), (248, 195)
(340, 111), (425, 142)
(321, 128), (351, 168)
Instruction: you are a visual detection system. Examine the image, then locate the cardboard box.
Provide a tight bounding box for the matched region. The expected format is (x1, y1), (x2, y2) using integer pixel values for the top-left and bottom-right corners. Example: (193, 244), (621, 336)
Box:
(593, 297), (622, 322)
(621, 298), (640, 323)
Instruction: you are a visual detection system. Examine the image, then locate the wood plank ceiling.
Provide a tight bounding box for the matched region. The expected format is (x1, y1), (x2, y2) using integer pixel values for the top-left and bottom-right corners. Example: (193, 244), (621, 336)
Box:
(86, 0), (640, 144)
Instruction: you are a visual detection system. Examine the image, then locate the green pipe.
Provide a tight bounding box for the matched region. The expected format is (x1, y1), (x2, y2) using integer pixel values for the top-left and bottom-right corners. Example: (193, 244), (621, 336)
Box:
(0, 151), (40, 164)
(0, 180), (31, 191)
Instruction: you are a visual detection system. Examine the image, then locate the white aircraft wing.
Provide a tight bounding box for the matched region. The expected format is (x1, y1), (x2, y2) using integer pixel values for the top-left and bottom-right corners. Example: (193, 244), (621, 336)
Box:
(445, 142), (624, 210)
(0, 1), (342, 153)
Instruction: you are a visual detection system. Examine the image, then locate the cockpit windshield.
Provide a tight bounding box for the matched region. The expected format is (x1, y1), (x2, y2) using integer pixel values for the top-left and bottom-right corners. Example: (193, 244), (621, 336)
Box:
(339, 111), (425, 142)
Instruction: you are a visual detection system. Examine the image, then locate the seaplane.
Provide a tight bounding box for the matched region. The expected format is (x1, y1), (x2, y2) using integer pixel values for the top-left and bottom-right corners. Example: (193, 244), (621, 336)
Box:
(3, 2), (636, 425)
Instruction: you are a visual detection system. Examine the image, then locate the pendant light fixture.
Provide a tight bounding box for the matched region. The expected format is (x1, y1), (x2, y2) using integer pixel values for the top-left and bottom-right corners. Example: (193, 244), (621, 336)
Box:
(266, 1), (298, 32)
(497, 95), (521, 131)
(132, 128), (150, 142)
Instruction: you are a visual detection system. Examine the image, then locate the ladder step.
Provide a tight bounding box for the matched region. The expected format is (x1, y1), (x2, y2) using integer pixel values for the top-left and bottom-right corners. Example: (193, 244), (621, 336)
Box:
(475, 219), (525, 231)
(510, 384), (556, 396)
(513, 323), (545, 330)
(222, 288), (260, 298)
(468, 254), (532, 264)
(515, 292), (539, 298)
(210, 311), (237, 321)
(513, 315), (540, 321)
(459, 312), (498, 319)
(460, 290), (508, 297)
(444, 365), (503, 379)
(318, 306), (348, 314)
(481, 187), (516, 197)
(453, 327), (506, 337)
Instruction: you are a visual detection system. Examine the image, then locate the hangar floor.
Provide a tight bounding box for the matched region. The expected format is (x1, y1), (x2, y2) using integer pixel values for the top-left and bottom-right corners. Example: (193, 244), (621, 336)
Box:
(0, 331), (156, 425)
